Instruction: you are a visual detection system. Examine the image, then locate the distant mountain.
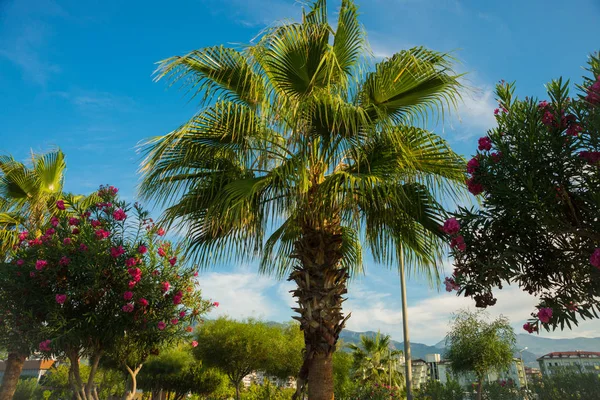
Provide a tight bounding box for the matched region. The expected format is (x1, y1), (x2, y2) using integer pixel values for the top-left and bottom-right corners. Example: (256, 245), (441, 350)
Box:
(338, 330), (441, 361)
(340, 330), (600, 368)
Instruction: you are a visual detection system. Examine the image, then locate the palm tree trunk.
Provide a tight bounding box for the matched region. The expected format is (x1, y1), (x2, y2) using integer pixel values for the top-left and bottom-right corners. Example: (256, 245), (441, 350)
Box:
(289, 225), (347, 400)
(399, 248), (413, 400)
(0, 352), (26, 400)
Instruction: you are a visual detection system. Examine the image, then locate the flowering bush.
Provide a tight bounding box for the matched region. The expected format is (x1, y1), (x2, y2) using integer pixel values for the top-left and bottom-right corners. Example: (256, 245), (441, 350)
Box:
(349, 383), (404, 400)
(445, 53), (600, 334)
(0, 185), (212, 399)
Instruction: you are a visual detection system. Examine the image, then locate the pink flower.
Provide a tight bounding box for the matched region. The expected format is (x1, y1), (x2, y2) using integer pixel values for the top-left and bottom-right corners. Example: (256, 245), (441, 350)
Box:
(56, 200), (65, 210)
(580, 151), (600, 166)
(171, 318), (179, 325)
(494, 108), (499, 115)
(72, 228), (80, 235)
(123, 291), (134, 301)
(193, 271), (199, 277)
(179, 311), (186, 318)
(477, 137), (492, 151)
(68, 217), (79, 226)
(63, 238), (72, 245)
(566, 124), (582, 136)
(590, 248), (600, 268)
(169, 257), (177, 266)
(542, 111), (554, 126)
(213, 301), (219, 307)
(91, 220), (101, 228)
(122, 303), (134, 313)
(110, 246), (125, 258)
(51, 216), (59, 227)
(467, 177), (484, 196)
(538, 100), (549, 109)
(16, 259), (24, 266)
(39, 340), (52, 352)
(95, 230), (110, 240)
(128, 281), (137, 289)
(18, 231), (28, 241)
(442, 218), (460, 235)
(173, 295), (182, 305)
(157, 321), (166, 330)
(113, 209), (127, 221)
(567, 302), (578, 312)
(490, 152), (502, 163)
(161, 282), (171, 292)
(158, 247), (166, 257)
(59, 256), (70, 266)
(79, 243), (88, 252)
(138, 245), (148, 254)
(191, 340), (198, 347)
(138, 298), (149, 307)
(157, 228), (165, 236)
(450, 235), (466, 252)
(55, 294), (67, 304)
(35, 260), (47, 270)
(444, 277), (459, 292)
(523, 322), (537, 334)
(466, 157), (479, 174)
(30, 271), (35, 278)
(125, 258), (137, 267)
(152, 270), (160, 276)
(537, 307), (553, 324)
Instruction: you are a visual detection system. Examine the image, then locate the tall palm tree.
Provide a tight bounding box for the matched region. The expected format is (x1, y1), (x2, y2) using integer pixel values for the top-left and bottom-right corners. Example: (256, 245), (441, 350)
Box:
(348, 332), (403, 387)
(0, 149), (67, 400)
(140, 1), (465, 398)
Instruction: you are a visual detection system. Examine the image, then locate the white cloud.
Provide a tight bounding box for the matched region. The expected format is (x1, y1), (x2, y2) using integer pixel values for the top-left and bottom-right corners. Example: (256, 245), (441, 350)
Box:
(450, 85), (498, 140)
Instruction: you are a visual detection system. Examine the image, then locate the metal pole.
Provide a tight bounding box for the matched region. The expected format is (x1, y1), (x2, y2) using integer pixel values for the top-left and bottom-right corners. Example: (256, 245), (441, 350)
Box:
(389, 349), (392, 387)
(399, 246), (413, 400)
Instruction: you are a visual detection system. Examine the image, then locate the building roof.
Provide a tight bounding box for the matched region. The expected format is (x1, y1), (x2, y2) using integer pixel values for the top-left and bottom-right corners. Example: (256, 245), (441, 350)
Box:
(0, 359), (55, 372)
(537, 351), (600, 361)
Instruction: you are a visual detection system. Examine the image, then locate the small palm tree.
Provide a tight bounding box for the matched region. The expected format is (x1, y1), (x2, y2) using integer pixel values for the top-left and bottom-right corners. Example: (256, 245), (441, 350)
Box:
(348, 332), (403, 387)
(0, 150), (66, 252)
(140, 1), (465, 398)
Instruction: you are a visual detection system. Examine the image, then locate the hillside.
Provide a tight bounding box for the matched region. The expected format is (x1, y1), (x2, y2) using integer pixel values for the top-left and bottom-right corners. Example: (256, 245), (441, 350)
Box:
(339, 329), (600, 367)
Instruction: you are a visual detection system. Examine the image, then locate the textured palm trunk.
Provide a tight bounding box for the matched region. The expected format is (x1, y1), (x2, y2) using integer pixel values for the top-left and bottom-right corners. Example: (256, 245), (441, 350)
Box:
(289, 225), (348, 400)
(0, 352), (26, 400)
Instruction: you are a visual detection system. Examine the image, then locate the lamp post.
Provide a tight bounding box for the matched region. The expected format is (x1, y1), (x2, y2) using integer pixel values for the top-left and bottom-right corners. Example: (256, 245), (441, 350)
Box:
(519, 347), (529, 398)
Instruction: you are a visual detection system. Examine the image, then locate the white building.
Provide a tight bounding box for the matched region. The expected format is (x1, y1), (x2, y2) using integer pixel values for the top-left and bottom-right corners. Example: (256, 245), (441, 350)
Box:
(537, 351), (600, 376)
(433, 355), (526, 388)
(242, 371), (296, 389)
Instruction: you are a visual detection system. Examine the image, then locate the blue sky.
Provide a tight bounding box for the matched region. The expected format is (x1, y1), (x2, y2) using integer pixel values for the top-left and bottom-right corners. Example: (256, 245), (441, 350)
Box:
(1, 0), (599, 344)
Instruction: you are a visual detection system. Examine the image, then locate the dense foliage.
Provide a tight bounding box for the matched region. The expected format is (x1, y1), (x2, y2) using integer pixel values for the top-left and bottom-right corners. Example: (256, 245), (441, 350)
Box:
(445, 311), (516, 400)
(194, 319), (303, 400)
(446, 53), (600, 333)
(0, 186), (212, 399)
(347, 332), (403, 387)
(530, 370), (600, 400)
(139, 0), (466, 397)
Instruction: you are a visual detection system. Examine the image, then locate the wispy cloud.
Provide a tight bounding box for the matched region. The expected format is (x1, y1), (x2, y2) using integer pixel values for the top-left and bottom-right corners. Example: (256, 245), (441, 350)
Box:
(0, 0), (66, 85)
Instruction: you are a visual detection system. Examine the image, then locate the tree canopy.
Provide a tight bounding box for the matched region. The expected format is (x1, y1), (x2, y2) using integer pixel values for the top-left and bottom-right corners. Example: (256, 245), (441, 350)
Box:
(445, 310), (516, 400)
(446, 53), (600, 334)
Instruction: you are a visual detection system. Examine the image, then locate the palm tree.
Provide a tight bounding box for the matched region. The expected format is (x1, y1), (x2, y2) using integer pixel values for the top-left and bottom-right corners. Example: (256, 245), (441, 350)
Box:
(139, 1), (465, 398)
(348, 332), (403, 387)
(0, 149), (67, 400)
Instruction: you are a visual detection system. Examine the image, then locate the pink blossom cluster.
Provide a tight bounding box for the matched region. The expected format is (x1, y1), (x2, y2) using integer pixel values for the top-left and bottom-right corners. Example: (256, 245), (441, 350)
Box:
(113, 209), (127, 221)
(585, 75), (600, 104)
(98, 185), (119, 198)
(55, 294), (67, 304)
(110, 246), (125, 258)
(173, 290), (183, 305)
(590, 248), (600, 268)
(537, 307), (553, 324)
(39, 340), (52, 352)
(478, 137), (492, 152)
(442, 218), (466, 253)
(444, 277), (460, 292)
(580, 151), (600, 166)
(523, 322), (538, 334)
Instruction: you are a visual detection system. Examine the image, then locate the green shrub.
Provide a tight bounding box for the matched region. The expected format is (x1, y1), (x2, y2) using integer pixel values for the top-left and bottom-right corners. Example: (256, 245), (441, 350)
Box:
(531, 371), (600, 400)
(13, 378), (42, 400)
(416, 379), (463, 400)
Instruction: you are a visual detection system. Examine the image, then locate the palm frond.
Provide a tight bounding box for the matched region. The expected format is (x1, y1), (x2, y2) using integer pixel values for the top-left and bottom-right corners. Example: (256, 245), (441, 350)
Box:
(154, 46), (263, 107)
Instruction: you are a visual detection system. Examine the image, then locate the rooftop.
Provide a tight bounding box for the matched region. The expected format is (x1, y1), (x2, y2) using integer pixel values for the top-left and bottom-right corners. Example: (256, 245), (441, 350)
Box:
(537, 351), (600, 361)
